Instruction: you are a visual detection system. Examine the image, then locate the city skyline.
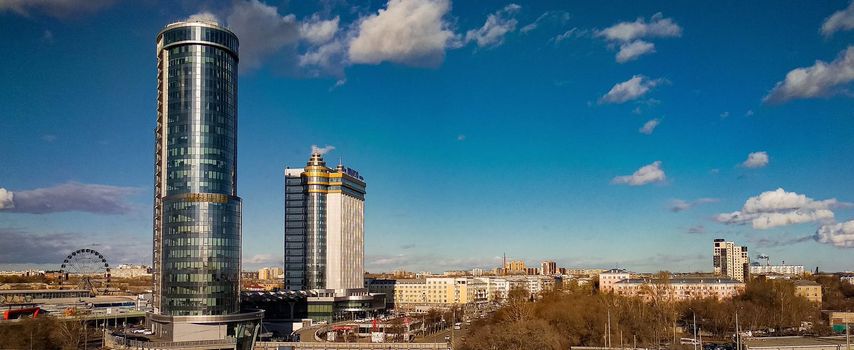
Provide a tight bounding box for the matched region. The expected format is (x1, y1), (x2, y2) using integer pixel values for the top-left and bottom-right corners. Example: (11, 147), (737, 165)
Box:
(2, 1), (854, 273)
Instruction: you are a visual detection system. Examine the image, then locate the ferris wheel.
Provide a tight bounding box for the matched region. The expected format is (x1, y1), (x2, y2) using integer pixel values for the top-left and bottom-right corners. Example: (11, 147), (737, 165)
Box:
(60, 248), (111, 294)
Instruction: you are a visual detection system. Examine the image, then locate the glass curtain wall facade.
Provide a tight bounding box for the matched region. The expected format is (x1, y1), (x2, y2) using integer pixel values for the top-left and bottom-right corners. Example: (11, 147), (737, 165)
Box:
(154, 20), (241, 316)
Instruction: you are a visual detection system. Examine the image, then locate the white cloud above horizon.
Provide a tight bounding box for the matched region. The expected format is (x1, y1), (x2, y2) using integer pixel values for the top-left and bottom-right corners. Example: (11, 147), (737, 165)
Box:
(616, 40), (656, 63)
(716, 188), (843, 230)
(816, 220), (854, 248)
(742, 151), (769, 168)
(670, 198), (718, 212)
(639, 118), (660, 134)
(600, 75), (662, 104)
(349, 0), (458, 67)
(764, 46), (854, 104)
(0, 0), (114, 19)
(597, 13), (681, 63)
(464, 4), (521, 48)
(821, 1), (854, 36)
(612, 161), (666, 186)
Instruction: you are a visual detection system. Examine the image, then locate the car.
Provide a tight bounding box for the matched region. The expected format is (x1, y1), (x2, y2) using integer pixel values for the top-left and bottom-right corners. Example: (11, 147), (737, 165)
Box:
(142, 330), (154, 335)
(453, 325), (461, 330)
(444, 335), (451, 341)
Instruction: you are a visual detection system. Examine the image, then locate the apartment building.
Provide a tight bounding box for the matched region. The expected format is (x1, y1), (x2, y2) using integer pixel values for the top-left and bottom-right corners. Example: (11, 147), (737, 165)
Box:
(599, 269), (631, 293)
(793, 280), (822, 303)
(613, 277), (745, 301)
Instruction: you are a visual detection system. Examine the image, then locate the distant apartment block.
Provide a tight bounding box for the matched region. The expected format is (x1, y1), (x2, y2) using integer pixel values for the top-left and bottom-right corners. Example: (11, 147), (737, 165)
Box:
(599, 269), (631, 293)
(505, 260), (526, 274)
(541, 261), (557, 276)
(110, 264), (152, 278)
(614, 277), (745, 301)
(564, 268), (607, 276)
(258, 267), (283, 280)
(793, 280), (822, 303)
(713, 239), (750, 282)
(372, 275), (556, 311)
(749, 264), (805, 276)
(840, 275), (854, 285)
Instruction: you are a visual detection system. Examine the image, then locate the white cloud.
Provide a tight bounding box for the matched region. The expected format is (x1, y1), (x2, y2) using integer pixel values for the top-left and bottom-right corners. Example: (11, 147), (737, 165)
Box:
(553, 27), (579, 45)
(821, 1), (854, 36)
(464, 4), (521, 48)
(311, 144), (336, 155)
(597, 12), (682, 42)
(299, 39), (346, 71)
(742, 151), (769, 168)
(0, 182), (138, 215)
(300, 15), (340, 45)
(599, 75), (662, 104)
(716, 188), (842, 229)
(0, 188), (13, 209)
(224, 1), (300, 72)
(456, 134), (466, 141)
(188, 11), (220, 23)
(616, 40), (655, 63)
(719, 111), (730, 119)
(815, 220), (854, 248)
(349, 0), (457, 67)
(520, 11), (569, 33)
(763, 46), (854, 104)
(611, 161), (666, 186)
(670, 198), (718, 212)
(597, 13), (681, 63)
(639, 118), (660, 135)
(0, 0), (114, 19)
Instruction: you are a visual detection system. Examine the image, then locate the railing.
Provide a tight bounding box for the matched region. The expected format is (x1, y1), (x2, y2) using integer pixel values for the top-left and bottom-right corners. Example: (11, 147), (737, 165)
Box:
(107, 335), (237, 349)
(256, 342), (449, 350)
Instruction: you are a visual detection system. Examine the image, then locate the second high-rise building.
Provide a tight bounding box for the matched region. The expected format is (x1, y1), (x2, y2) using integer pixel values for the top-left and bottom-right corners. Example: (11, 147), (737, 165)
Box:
(284, 151), (366, 291)
(713, 238), (750, 282)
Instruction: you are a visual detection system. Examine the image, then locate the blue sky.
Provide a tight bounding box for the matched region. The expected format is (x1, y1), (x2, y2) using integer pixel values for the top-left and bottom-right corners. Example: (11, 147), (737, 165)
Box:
(1, 0), (853, 273)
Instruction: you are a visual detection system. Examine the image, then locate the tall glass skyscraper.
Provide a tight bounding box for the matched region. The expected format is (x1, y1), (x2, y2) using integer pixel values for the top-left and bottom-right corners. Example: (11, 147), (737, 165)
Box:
(153, 19), (241, 317)
(284, 152), (366, 291)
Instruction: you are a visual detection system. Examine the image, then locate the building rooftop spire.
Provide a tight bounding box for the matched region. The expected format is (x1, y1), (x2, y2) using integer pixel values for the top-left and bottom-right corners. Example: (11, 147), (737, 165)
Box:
(307, 152), (326, 168)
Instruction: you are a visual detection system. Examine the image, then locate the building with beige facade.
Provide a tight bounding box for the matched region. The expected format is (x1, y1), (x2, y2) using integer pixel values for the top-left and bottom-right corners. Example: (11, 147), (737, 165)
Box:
(258, 267), (283, 281)
(793, 280), (822, 303)
(599, 269), (631, 293)
(377, 275), (556, 311)
(714, 239), (750, 282)
(613, 277), (745, 301)
(505, 260), (526, 274)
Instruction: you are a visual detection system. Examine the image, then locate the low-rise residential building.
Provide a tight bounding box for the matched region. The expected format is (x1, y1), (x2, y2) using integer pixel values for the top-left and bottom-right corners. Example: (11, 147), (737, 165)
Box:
(613, 277), (744, 301)
(379, 275), (556, 311)
(599, 269), (630, 293)
(793, 280), (822, 303)
(841, 275), (854, 285)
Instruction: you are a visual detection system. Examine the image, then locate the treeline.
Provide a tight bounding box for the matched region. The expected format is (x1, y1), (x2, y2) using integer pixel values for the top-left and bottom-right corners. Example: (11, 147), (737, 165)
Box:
(0, 317), (94, 350)
(459, 275), (851, 350)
